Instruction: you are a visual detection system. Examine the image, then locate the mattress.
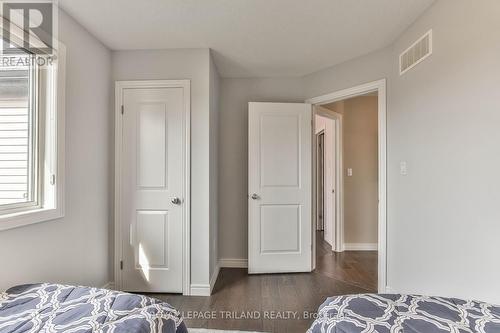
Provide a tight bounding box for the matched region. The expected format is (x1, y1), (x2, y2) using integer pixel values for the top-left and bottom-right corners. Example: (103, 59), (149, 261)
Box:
(0, 283), (187, 333)
(307, 294), (500, 333)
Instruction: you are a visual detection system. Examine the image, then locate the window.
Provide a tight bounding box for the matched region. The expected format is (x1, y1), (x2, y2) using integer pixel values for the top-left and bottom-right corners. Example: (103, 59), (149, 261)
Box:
(0, 49), (65, 230)
(0, 55), (39, 211)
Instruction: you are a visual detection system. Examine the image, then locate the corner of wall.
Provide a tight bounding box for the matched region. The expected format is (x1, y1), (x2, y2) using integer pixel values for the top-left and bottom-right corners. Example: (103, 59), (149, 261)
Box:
(208, 50), (221, 281)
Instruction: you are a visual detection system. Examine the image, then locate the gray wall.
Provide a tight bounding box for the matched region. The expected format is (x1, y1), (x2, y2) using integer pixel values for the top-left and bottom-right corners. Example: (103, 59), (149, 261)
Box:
(209, 52), (220, 281)
(385, 0), (500, 303)
(305, 0), (500, 303)
(218, 0), (500, 304)
(0, 9), (112, 291)
(1, 0), (498, 304)
(112, 49), (213, 287)
(342, 97), (379, 245)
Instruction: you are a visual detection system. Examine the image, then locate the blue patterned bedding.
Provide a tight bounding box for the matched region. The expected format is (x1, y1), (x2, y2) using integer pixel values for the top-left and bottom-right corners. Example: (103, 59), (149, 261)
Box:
(308, 294), (500, 333)
(0, 284), (187, 333)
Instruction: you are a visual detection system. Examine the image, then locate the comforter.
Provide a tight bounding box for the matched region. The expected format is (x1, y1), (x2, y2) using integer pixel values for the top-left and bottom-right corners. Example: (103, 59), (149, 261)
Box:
(308, 294), (500, 333)
(0, 283), (187, 333)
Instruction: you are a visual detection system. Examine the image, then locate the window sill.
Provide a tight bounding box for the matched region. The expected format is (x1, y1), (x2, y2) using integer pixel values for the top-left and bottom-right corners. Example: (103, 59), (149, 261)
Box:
(0, 207), (64, 231)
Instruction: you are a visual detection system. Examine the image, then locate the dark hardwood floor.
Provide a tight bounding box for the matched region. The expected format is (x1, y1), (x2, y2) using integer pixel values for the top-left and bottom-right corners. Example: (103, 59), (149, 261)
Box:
(150, 232), (377, 332)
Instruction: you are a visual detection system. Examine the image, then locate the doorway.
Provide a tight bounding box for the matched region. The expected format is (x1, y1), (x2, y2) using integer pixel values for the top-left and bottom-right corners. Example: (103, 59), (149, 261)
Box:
(246, 80), (387, 292)
(313, 111), (339, 251)
(308, 79), (387, 292)
(114, 80), (191, 294)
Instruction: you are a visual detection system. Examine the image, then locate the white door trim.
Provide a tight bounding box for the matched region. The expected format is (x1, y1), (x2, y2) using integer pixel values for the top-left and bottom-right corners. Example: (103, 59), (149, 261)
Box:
(306, 78), (387, 293)
(313, 107), (343, 253)
(315, 130), (325, 233)
(114, 80), (191, 295)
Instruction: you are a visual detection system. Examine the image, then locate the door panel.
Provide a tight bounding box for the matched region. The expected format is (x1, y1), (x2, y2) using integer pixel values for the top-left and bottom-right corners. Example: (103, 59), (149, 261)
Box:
(136, 211), (169, 268)
(137, 104), (167, 188)
(248, 102), (312, 274)
(121, 87), (184, 293)
(260, 205), (300, 253)
(260, 115), (300, 187)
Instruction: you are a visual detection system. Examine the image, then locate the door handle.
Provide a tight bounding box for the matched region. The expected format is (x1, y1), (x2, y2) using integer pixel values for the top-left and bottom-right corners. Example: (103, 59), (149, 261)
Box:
(171, 197), (182, 205)
(251, 193), (260, 200)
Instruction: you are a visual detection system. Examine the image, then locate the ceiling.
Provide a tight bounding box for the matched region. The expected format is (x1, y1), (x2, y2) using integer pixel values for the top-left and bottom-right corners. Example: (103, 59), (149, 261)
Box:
(59, 0), (435, 78)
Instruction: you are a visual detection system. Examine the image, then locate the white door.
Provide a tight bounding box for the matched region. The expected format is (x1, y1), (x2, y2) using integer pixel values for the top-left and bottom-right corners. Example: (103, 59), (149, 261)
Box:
(119, 86), (185, 293)
(314, 112), (338, 250)
(324, 118), (336, 248)
(248, 102), (312, 274)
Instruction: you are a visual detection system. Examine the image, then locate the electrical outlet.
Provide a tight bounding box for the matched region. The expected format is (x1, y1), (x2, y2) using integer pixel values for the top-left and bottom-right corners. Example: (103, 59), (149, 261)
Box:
(347, 168), (353, 177)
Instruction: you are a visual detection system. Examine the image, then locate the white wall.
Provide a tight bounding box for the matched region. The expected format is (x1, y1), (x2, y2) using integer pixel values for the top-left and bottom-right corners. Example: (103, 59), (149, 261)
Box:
(218, 78), (303, 261)
(0, 9), (112, 291)
(112, 48), (214, 289)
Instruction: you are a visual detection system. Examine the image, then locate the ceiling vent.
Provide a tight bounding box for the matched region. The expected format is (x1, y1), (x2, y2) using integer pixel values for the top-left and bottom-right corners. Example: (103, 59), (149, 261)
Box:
(399, 30), (432, 75)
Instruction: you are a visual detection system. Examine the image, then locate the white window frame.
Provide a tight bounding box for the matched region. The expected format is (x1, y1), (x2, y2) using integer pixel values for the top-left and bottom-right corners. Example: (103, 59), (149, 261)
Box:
(0, 57), (41, 214)
(0, 44), (65, 231)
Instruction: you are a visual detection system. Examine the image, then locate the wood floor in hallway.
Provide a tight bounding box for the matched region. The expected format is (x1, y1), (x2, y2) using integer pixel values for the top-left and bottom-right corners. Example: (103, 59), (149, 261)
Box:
(149, 232), (377, 333)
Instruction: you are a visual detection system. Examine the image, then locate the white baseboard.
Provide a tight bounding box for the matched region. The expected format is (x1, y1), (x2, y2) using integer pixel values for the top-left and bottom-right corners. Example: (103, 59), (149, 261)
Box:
(384, 286), (397, 294)
(343, 243), (377, 251)
(190, 284), (211, 296)
(101, 282), (115, 290)
(104, 280), (212, 297)
(106, 273), (219, 297)
(219, 258), (248, 268)
(210, 264), (220, 293)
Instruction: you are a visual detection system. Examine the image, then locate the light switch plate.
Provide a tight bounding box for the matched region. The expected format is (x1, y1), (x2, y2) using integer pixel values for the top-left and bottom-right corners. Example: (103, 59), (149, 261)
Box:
(400, 161), (408, 175)
(347, 168), (353, 177)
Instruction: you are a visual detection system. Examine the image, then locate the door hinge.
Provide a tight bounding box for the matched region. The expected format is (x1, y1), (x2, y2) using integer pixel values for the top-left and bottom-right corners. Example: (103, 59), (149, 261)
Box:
(50, 174), (56, 185)
(121, 105), (124, 115)
(120, 260), (123, 270)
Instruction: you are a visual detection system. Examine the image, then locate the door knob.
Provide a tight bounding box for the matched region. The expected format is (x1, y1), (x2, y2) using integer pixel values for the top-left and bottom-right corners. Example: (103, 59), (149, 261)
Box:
(171, 197), (181, 205)
(251, 193), (260, 200)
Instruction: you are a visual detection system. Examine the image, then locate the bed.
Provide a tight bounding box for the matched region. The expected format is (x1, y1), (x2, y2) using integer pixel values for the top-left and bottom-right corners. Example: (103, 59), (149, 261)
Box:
(0, 283), (187, 333)
(307, 294), (500, 333)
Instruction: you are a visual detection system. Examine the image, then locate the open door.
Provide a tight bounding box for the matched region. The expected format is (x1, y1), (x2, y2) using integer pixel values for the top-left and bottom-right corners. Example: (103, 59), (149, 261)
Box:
(248, 102), (312, 274)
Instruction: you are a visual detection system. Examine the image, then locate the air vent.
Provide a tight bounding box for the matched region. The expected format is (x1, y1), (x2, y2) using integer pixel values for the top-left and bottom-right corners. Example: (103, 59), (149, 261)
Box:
(399, 30), (432, 75)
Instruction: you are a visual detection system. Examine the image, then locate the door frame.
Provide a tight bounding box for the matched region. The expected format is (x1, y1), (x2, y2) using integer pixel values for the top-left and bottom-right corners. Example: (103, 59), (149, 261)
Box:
(114, 80), (191, 295)
(313, 108), (343, 253)
(306, 79), (387, 292)
(315, 130), (325, 232)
